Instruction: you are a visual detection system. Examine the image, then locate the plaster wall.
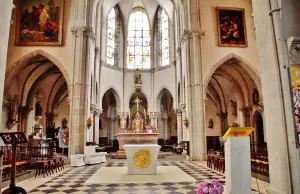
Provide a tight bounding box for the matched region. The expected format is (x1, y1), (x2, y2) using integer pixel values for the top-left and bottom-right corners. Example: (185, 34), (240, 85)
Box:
(199, 0), (260, 83)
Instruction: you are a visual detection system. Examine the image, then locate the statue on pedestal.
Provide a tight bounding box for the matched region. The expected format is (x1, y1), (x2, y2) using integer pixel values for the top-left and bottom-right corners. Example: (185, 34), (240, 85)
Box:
(10, 95), (19, 123)
(230, 100), (237, 116)
(62, 118), (68, 129)
(134, 69), (142, 85)
(35, 101), (43, 117)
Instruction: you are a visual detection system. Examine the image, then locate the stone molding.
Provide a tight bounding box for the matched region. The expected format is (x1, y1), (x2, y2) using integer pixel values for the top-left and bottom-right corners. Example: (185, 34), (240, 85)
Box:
(71, 27), (96, 43)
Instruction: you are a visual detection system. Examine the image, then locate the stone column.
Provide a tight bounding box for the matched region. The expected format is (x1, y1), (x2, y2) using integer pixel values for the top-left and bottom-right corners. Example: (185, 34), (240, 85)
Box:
(107, 118), (116, 141)
(161, 117), (168, 140)
(252, 0), (300, 193)
(219, 112), (228, 135)
(94, 109), (101, 144)
(0, 1), (14, 126)
(175, 109), (183, 143)
(240, 107), (252, 127)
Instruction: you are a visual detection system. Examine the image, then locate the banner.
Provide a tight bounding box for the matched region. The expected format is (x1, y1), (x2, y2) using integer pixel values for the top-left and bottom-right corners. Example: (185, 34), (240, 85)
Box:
(290, 65), (300, 146)
(58, 129), (69, 148)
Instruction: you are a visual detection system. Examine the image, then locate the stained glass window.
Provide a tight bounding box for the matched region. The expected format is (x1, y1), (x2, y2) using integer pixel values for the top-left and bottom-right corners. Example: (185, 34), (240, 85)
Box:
(127, 7), (151, 69)
(160, 8), (170, 66)
(107, 8), (116, 65)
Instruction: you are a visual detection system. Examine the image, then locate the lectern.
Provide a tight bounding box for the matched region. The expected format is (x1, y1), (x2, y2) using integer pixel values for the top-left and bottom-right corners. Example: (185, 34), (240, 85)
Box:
(0, 132), (28, 194)
(223, 127), (254, 194)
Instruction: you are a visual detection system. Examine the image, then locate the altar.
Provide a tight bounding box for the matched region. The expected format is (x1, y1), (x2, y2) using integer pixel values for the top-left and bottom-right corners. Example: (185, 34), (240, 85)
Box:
(124, 144), (161, 175)
(112, 96), (159, 159)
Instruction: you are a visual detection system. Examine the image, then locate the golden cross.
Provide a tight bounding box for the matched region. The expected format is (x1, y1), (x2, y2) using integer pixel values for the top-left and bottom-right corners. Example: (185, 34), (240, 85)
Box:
(133, 96), (142, 110)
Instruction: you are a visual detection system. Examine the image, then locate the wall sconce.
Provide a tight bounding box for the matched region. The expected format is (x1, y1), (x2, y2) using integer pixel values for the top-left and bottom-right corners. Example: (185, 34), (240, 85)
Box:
(87, 117), (93, 128)
(183, 117), (189, 128)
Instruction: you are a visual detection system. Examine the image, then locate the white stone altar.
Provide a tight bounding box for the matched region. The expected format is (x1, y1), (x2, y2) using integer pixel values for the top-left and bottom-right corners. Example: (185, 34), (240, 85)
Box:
(124, 144), (160, 175)
(225, 136), (251, 194)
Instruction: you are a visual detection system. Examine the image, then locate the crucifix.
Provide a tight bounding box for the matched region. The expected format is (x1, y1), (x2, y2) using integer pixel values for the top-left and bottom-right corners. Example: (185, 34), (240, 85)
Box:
(133, 96), (142, 110)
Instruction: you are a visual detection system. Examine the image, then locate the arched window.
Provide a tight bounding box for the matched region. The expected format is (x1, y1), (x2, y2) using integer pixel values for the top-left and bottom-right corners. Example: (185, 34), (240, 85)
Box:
(127, 7), (151, 69)
(106, 8), (117, 65)
(158, 8), (170, 66)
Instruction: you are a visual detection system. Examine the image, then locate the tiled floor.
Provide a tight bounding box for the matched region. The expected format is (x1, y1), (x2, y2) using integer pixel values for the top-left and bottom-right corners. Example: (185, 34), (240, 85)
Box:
(28, 161), (226, 194)
(26, 160), (267, 194)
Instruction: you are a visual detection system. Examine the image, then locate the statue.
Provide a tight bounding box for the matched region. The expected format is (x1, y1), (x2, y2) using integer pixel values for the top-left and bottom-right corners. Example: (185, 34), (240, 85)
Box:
(230, 100), (237, 116)
(10, 95), (19, 122)
(208, 119), (214, 128)
(35, 101), (43, 117)
(134, 69), (142, 85)
(132, 97), (144, 131)
(252, 88), (259, 105)
(62, 118), (68, 129)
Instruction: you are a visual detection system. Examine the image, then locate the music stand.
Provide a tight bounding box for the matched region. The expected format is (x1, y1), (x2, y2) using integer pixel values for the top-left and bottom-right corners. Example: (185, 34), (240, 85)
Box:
(0, 132), (28, 194)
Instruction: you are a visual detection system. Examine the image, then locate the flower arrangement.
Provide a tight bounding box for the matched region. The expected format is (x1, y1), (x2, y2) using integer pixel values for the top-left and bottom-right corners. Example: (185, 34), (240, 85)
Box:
(197, 179), (224, 194)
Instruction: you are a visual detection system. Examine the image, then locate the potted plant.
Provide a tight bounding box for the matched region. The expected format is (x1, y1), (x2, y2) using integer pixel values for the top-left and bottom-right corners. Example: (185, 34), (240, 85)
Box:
(197, 179), (224, 194)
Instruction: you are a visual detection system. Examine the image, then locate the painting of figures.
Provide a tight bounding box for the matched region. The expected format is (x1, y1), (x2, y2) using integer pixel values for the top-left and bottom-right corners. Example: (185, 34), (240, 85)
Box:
(216, 7), (247, 47)
(15, 0), (64, 46)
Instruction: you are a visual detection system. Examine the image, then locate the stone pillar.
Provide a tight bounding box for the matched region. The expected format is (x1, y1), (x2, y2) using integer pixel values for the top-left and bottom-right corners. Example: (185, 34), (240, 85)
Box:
(0, 1), (14, 126)
(161, 117), (168, 140)
(107, 118), (116, 141)
(175, 109), (183, 143)
(94, 109), (101, 144)
(240, 107), (252, 127)
(252, 0), (300, 193)
(220, 112), (228, 135)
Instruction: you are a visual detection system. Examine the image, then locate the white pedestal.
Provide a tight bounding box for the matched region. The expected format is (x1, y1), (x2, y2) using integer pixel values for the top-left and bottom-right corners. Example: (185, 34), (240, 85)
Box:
(124, 144), (161, 175)
(225, 137), (251, 194)
(71, 154), (85, 167)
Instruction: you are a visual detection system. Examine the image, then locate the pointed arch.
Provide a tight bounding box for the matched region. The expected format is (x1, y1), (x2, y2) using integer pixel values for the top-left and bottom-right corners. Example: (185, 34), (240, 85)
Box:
(204, 53), (261, 95)
(5, 50), (71, 94)
(101, 88), (121, 111)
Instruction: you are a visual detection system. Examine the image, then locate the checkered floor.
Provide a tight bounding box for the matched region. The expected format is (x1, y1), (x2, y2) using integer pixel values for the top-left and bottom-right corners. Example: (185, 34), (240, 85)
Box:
(29, 161), (260, 194)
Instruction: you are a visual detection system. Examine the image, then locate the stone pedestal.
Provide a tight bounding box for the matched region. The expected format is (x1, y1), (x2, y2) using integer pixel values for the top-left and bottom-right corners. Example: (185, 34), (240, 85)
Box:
(225, 137), (251, 194)
(124, 144), (160, 175)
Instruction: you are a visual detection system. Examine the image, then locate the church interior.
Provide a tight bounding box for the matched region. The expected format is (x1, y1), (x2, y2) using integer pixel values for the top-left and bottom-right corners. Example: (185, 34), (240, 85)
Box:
(0, 0), (300, 193)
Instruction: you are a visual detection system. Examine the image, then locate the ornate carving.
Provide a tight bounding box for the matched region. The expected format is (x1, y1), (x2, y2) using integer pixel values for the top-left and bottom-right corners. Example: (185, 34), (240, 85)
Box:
(174, 109), (182, 115)
(71, 27), (96, 43)
(90, 104), (96, 112)
(172, 61), (176, 66)
(289, 43), (300, 64)
(94, 109), (101, 116)
(180, 29), (205, 43)
(95, 47), (100, 55)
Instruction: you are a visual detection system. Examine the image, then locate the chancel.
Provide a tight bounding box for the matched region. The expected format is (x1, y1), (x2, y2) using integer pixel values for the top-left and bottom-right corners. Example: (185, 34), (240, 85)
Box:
(0, 0), (300, 193)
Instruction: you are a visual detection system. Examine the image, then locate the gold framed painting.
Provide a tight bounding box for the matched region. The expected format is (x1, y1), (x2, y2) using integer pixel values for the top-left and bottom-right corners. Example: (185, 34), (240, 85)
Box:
(15, 0), (64, 46)
(216, 7), (248, 47)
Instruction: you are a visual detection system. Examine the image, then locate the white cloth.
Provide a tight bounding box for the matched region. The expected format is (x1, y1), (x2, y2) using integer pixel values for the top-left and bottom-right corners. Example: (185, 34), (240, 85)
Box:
(84, 146), (107, 164)
(71, 154), (85, 167)
(124, 144), (161, 175)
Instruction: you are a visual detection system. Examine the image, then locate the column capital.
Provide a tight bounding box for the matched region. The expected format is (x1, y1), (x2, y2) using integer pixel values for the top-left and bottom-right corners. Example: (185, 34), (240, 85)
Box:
(71, 27), (96, 43)
(117, 112), (128, 118)
(176, 47), (181, 54)
(239, 106), (252, 114)
(90, 104), (96, 112)
(147, 112), (160, 119)
(94, 109), (101, 116)
(181, 29), (205, 43)
(174, 109), (182, 115)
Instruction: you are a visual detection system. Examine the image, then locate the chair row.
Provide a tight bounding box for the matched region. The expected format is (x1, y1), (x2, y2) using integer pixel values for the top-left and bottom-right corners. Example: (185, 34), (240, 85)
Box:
(35, 157), (64, 178)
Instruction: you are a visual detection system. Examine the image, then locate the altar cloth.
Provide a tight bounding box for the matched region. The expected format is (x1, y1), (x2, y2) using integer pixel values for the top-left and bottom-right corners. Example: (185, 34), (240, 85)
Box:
(124, 144), (161, 175)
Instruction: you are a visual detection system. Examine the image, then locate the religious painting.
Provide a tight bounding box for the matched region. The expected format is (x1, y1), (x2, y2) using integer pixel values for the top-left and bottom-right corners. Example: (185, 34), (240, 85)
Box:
(15, 0), (64, 46)
(216, 7), (247, 47)
(290, 65), (300, 147)
(58, 129), (69, 148)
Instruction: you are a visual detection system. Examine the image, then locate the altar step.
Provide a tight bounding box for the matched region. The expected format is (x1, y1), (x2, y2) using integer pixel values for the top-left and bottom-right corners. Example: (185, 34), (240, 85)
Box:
(110, 151), (171, 159)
